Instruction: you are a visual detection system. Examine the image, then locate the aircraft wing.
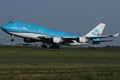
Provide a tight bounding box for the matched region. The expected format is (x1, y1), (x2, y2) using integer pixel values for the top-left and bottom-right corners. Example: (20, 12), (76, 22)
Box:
(37, 36), (78, 43)
(37, 33), (119, 44)
(86, 33), (119, 39)
(37, 36), (52, 43)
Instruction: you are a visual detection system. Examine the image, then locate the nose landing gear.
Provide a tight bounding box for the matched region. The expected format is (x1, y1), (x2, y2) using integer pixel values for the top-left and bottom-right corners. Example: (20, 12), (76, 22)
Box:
(10, 35), (15, 42)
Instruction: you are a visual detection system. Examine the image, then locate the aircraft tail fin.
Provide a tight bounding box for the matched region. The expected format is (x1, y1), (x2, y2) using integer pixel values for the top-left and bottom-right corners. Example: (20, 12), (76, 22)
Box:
(85, 23), (105, 37)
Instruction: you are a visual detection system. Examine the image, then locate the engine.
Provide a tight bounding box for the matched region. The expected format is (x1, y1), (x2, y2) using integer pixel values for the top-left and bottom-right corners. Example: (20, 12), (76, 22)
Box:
(24, 38), (39, 43)
(78, 37), (88, 43)
(52, 37), (63, 43)
(89, 41), (100, 44)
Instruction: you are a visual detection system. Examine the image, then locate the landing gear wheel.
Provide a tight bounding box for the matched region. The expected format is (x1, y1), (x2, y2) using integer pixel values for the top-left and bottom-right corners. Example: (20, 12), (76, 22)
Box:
(50, 46), (60, 49)
(41, 45), (47, 48)
(10, 35), (15, 42)
(11, 39), (15, 42)
(50, 44), (60, 49)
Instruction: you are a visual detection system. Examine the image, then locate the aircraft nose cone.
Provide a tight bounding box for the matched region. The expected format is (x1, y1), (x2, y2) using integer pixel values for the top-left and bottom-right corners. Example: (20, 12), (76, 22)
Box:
(1, 25), (6, 30)
(1, 25), (9, 32)
(1, 25), (5, 30)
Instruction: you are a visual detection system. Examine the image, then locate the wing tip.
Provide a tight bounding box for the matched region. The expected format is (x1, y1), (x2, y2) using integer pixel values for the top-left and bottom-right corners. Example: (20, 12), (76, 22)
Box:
(113, 33), (119, 37)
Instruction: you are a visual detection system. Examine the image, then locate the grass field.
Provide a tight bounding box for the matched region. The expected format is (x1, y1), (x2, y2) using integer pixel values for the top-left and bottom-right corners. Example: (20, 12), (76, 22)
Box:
(0, 46), (120, 80)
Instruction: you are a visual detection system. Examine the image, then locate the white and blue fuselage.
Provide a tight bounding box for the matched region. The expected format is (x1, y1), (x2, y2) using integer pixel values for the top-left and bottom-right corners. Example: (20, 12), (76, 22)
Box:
(1, 21), (78, 39)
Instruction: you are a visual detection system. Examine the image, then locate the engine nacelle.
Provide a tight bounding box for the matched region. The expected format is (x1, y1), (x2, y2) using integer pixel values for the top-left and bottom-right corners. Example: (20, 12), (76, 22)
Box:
(24, 38), (39, 43)
(78, 37), (88, 43)
(89, 41), (100, 44)
(52, 37), (63, 43)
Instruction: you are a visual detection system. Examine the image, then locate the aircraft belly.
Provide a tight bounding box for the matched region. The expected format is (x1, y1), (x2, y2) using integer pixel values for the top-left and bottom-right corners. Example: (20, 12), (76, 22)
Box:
(9, 32), (48, 40)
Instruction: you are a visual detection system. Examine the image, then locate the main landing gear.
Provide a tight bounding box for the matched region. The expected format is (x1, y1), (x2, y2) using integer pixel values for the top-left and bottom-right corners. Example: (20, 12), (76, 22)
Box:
(50, 43), (60, 49)
(41, 42), (47, 48)
(41, 45), (47, 48)
(41, 43), (60, 49)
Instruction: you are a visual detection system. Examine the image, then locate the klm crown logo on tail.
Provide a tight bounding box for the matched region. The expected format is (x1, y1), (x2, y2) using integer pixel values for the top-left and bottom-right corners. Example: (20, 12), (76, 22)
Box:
(92, 29), (101, 36)
(85, 23), (105, 37)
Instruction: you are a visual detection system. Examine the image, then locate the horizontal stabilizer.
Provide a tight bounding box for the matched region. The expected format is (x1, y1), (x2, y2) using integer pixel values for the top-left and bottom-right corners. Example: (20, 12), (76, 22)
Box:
(99, 40), (113, 42)
(86, 33), (119, 39)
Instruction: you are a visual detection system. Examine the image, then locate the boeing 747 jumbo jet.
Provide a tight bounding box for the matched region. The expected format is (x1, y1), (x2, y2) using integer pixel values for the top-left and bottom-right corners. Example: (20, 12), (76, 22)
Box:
(1, 21), (119, 48)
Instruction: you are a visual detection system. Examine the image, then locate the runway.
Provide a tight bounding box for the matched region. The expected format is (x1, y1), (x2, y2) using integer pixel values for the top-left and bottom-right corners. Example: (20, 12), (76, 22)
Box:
(0, 46), (120, 79)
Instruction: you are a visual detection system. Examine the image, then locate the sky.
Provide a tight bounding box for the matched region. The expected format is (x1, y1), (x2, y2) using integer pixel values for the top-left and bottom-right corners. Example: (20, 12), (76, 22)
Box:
(0, 0), (120, 46)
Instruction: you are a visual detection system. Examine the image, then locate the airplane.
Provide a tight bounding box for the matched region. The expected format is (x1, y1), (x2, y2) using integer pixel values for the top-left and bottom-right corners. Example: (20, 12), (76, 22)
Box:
(1, 21), (119, 48)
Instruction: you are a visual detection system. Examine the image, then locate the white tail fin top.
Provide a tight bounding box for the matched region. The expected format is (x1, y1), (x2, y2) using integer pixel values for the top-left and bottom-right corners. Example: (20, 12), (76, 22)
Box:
(85, 23), (105, 37)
